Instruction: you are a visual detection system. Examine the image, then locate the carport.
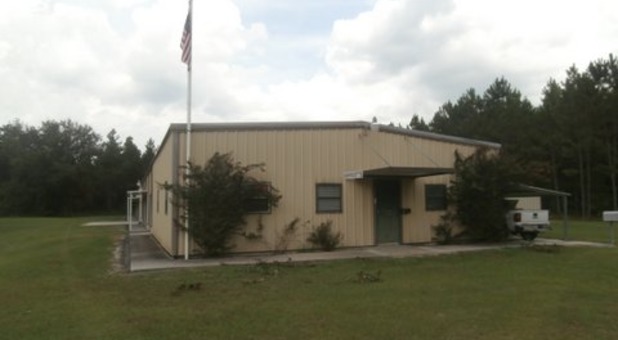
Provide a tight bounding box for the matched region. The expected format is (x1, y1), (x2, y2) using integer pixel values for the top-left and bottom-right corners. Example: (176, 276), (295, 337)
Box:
(507, 184), (572, 239)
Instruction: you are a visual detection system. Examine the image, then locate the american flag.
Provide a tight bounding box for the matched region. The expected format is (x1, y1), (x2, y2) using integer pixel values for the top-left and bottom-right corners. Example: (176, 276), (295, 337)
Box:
(180, 11), (191, 65)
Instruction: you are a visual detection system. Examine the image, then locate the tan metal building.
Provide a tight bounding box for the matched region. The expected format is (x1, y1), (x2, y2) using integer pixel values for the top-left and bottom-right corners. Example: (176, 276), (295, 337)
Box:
(142, 121), (500, 257)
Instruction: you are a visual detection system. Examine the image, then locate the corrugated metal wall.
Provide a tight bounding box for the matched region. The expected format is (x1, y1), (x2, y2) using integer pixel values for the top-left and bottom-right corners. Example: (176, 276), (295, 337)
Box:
(158, 126), (484, 254)
(149, 131), (176, 254)
(403, 175), (452, 243)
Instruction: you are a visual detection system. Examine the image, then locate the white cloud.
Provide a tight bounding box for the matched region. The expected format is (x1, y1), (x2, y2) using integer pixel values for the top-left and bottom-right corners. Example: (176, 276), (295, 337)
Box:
(0, 0), (270, 146)
(314, 0), (618, 122)
(1, 0), (618, 148)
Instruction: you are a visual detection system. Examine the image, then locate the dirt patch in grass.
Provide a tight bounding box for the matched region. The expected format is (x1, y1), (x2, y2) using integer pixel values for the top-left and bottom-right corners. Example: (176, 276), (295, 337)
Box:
(109, 234), (129, 275)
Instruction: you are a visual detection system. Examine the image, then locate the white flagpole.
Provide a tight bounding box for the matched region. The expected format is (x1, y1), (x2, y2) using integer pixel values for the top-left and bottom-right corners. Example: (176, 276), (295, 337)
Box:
(184, 0), (193, 260)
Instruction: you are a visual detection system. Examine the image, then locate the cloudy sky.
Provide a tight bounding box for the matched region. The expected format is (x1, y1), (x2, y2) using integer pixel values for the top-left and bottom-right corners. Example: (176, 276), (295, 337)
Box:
(1, 0), (617, 149)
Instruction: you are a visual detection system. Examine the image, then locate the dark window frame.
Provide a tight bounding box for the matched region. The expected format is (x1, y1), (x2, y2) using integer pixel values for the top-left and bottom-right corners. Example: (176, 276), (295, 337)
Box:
(425, 184), (447, 211)
(245, 181), (273, 214)
(316, 183), (343, 213)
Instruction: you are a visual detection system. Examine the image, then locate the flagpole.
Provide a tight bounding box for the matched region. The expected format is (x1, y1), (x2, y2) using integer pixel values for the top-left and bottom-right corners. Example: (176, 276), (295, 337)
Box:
(184, 0), (193, 260)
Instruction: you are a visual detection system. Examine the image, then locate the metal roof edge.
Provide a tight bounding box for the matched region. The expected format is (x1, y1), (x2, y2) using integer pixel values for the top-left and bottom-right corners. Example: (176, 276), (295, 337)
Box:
(168, 121), (501, 149)
(377, 124), (501, 149)
(169, 121), (370, 132)
(142, 128), (175, 181)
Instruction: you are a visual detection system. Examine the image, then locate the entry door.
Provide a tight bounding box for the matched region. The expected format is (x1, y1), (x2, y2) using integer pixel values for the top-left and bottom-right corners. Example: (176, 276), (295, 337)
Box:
(375, 180), (401, 244)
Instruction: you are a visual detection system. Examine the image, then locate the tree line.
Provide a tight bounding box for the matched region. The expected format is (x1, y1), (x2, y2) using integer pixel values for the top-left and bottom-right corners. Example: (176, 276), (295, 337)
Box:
(2, 55), (616, 218)
(0, 120), (155, 216)
(409, 54), (618, 217)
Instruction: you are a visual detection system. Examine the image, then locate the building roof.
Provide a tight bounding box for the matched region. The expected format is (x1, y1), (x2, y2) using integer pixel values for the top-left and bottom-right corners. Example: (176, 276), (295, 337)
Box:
(168, 121), (502, 149)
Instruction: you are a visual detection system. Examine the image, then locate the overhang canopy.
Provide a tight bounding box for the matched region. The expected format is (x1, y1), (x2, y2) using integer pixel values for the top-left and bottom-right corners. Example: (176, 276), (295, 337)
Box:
(344, 167), (454, 180)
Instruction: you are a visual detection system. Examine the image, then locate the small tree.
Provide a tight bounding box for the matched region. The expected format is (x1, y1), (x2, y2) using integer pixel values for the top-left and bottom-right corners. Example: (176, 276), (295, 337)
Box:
(449, 148), (522, 241)
(165, 152), (281, 257)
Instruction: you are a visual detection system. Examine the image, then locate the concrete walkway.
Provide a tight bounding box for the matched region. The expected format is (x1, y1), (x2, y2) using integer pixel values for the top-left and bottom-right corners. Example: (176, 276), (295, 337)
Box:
(83, 221), (130, 227)
(126, 232), (613, 272)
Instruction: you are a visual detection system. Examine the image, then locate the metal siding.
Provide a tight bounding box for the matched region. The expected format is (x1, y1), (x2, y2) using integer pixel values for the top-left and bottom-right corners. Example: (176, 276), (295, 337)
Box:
(171, 133), (180, 256)
(149, 131), (175, 255)
(401, 178), (415, 243)
(185, 129), (371, 252)
(144, 172), (154, 228)
(405, 175), (452, 243)
(153, 126), (490, 253)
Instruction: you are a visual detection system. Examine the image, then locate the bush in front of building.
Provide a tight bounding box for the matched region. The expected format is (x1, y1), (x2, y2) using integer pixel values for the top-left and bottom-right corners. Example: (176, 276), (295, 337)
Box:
(307, 220), (342, 251)
(166, 152), (281, 257)
(432, 213), (455, 244)
(449, 148), (522, 242)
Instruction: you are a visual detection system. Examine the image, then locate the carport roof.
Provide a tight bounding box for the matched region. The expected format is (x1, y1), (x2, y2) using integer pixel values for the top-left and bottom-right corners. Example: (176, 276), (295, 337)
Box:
(507, 184), (571, 197)
(344, 167), (454, 180)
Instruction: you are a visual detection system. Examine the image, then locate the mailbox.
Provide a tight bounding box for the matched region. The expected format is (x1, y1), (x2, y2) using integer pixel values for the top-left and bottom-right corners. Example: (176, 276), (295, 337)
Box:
(603, 211), (618, 222)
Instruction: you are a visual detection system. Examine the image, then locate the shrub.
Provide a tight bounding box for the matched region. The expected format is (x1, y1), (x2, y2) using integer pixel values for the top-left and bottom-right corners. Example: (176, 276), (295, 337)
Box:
(432, 215), (454, 245)
(165, 152), (281, 257)
(307, 220), (342, 251)
(449, 148), (522, 242)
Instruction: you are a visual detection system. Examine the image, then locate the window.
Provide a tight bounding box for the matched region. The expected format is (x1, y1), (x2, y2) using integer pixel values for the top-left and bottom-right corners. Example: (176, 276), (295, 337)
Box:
(245, 182), (272, 214)
(156, 189), (160, 213)
(425, 184), (447, 211)
(316, 183), (342, 213)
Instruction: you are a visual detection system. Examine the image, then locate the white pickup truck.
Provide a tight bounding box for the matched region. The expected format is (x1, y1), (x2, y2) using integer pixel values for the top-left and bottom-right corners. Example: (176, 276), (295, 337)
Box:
(505, 210), (550, 241)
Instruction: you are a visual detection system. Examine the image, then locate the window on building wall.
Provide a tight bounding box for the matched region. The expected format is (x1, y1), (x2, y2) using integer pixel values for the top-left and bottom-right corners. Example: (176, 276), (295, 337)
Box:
(425, 184), (447, 211)
(245, 182), (273, 214)
(316, 183), (343, 213)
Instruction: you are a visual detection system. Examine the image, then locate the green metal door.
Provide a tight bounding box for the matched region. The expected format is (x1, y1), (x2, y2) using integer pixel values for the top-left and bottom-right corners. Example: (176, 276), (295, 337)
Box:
(375, 180), (401, 244)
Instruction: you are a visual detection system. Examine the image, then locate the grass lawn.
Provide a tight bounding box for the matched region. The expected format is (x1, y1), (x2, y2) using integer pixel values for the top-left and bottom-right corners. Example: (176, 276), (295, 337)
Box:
(1, 217), (618, 339)
(545, 218), (615, 244)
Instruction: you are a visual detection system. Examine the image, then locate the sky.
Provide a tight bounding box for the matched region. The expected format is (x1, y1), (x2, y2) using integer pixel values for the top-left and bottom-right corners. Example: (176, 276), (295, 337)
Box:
(1, 0), (617, 149)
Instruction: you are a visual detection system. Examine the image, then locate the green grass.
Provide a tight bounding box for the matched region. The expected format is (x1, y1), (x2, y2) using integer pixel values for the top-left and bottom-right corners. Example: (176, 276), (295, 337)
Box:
(544, 218), (615, 244)
(1, 217), (618, 339)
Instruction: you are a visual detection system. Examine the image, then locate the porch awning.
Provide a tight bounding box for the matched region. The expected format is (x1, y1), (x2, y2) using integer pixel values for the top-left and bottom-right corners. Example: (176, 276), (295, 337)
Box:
(344, 167), (454, 180)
